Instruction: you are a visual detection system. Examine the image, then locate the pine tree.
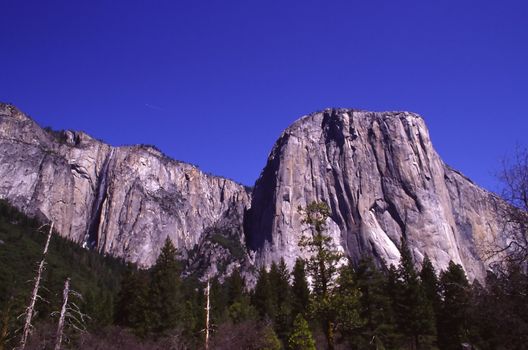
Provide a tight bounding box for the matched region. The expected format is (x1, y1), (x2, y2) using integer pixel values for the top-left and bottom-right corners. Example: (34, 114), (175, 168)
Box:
(275, 259), (291, 306)
(210, 277), (229, 324)
(268, 258), (293, 343)
(114, 265), (151, 337)
(267, 262), (281, 308)
(298, 201), (342, 350)
(437, 261), (470, 350)
(84, 289), (113, 329)
(354, 257), (397, 349)
(226, 267), (245, 305)
(420, 255), (440, 314)
(288, 314), (316, 350)
(333, 263), (363, 344)
(253, 267), (275, 319)
(149, 237), (182, 333)
(393, 239), (435, 350)
(420, 254), (441, 346)
(259, 325), (282, 350)
(291, 258), (310, 318)
(226, 268), (256, 323)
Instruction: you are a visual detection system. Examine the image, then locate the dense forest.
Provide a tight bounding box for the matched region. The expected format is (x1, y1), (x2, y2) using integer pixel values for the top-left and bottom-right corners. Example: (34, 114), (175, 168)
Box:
(0, 197), (527, 349)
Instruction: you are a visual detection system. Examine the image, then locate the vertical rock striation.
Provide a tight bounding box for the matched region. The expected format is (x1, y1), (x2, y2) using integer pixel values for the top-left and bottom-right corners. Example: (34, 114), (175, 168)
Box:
(0, 103), (505, 280)
(0, 103), (250, 267)
(246, 109), (501, 280)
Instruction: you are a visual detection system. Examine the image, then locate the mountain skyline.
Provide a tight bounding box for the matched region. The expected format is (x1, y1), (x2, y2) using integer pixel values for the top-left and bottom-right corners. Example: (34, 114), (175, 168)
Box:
(0, 103), (502, 282)
(2, 0), (527, 190)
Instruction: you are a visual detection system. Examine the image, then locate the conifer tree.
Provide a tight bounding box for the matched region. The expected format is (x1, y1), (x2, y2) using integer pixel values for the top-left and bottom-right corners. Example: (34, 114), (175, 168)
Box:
(437, 261), (470, 350)
(393, 239), (435, 350)
(333, 263), (363, 343)
(288, 314), (316, 350)
(253, 267), (275, 319)
(420, 253), (441, 342)
(149, 237), (182, 333)
(268, 258), (293, 343)
(225, 268), (256, 323)
(260, 325), (282, 350)
(291, 258), (310, 318)
(275, 259), (291, 305)
(210, 277), (229, 325)
(226, 267), (245, 305)
(354, 257), (397, 349)
(115, 265), (151, 337)
(267, 262), (281, 307)
(84, 289), (113, 329)
(420, 255), (440, 313)
(298, 201), (342, 350)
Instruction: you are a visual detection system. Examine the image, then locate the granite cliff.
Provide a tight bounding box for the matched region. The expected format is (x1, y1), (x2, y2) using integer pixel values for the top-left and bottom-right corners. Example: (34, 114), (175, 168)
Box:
(246, 109), (501, 280)
(0, 103), (250, 268)
(0, 104), (502, 280)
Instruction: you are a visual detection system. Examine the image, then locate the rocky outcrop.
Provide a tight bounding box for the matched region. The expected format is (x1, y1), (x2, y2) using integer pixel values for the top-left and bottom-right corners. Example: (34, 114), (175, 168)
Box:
(246, 109), (502, 280)
(0, 103), (250, 267)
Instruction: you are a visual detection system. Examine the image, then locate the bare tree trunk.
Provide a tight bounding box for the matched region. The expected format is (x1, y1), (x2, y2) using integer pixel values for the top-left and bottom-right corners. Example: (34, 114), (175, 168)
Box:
(54, 278), (70, 350)
(20, 221), (53, 350)
(204, 280), (210, 350)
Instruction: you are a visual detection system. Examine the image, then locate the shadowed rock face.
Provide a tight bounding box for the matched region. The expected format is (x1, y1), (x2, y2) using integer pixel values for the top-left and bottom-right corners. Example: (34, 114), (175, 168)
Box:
(246, 109), (501, 280)
(0, 104), (250, 267)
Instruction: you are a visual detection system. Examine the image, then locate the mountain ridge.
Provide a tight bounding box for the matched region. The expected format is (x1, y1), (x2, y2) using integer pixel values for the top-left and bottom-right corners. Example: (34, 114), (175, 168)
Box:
(0, 103), (251, 272)
(0, 103), (503, 280)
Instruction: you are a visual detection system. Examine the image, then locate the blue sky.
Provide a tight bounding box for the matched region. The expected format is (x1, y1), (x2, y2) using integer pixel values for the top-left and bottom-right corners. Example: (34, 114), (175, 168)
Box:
(1, 0), (527, 190)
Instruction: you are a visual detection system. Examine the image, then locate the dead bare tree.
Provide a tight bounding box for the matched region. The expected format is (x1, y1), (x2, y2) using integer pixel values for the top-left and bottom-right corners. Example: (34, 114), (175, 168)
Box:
(488, 146), (528, 269)
(54, 278), (70, 350)
(51, 278), (89, 350)
(19, 221), (54, 350)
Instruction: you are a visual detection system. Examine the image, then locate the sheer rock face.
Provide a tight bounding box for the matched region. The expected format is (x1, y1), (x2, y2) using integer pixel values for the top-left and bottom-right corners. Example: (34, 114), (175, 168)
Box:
(246, 109), (501, 280)
(0, 103), (503, 280)
(0, 104), (250, 267)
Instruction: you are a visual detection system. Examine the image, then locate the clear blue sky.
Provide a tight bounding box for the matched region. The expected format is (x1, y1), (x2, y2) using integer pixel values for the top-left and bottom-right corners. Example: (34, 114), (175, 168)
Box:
(1, 1), (527, 190)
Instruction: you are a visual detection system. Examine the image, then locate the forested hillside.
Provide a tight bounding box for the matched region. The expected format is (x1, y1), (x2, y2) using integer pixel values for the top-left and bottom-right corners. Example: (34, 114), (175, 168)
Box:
(1, 199), (527, 349)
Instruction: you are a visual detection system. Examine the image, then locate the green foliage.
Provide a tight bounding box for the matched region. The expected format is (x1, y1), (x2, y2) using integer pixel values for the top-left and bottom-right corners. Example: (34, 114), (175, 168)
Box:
(269, 259), (291, 307)
(333, 264), (364, 340)
(0, 200), (126, 348)
(210, 277), (229, 324)
(114, 266), (151, 337)
(149, 237), (183, 333)
(298, 201), (341, 299)
(209, 232), (246, 260)
(437, 261), (470, 350)
(260, 325), (282, 350)
(391, 238), (435, 349)
(226, 267), (245, 305)
(253, 267), (276, 319)
(298, 201), (345, 350)
(228, 299), (257, 324)
(420, 254), (440, 315)
(288, 314), (316, 350)
(3, 198), (528, 349)
(268, 259), (293, 343)
(291, 258), (310, 318)
(467, 265), (528, 349)
(353, 257), (397, 349)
